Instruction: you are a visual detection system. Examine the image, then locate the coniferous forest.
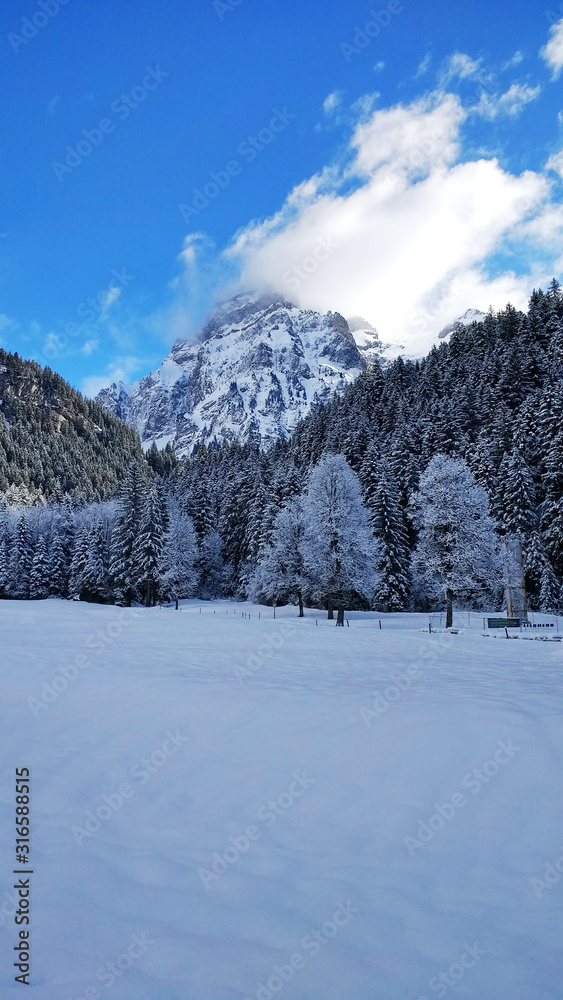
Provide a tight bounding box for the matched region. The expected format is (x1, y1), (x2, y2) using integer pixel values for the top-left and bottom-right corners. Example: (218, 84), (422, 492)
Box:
(0, 348), (146, 503)
(1, 282), (563, 615)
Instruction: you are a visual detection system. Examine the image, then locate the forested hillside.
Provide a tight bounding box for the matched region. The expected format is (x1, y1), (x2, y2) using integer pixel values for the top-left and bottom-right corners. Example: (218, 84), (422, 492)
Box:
(1, 282), (563, 613)
(0, 349), (146, 502)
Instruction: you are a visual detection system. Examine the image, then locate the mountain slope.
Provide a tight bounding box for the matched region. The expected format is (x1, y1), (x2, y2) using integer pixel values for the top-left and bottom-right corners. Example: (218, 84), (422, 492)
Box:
(438, 308), (488, 340)
(95, 293), (367, 456)
(0, 349), (145, 503)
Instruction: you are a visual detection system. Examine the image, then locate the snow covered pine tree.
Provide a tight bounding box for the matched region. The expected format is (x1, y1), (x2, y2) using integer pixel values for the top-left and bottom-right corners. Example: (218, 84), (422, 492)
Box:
(302, 454), (378, 624)
(250, 497), (310, 616)
(160, 501), (198, 609)
(411, 455), (501, 627)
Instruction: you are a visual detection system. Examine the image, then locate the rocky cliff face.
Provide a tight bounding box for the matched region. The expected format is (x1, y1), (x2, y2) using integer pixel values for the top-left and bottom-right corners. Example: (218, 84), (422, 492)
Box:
(95, 293), (367, 456)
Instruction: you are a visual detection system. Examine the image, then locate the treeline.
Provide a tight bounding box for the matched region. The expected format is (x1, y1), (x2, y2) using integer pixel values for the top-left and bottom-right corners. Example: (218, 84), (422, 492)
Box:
(1, 282), (563, 614)
(0, 450), (512, 617)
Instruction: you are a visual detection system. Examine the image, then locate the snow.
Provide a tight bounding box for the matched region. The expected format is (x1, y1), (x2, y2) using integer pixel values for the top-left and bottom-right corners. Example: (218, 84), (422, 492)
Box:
(111, 379), (140, 398)
(140, 432), (175, 453)
(352, 329), (379, 348)
(155, 359), (185, 389)
(94, 295), (364, 456)
(437, 309), (488, 341)
(1, 599), (562, 999)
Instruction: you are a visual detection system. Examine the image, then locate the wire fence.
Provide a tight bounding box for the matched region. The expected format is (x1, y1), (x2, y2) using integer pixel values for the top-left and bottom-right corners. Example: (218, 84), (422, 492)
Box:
(160, 603), (563, 636)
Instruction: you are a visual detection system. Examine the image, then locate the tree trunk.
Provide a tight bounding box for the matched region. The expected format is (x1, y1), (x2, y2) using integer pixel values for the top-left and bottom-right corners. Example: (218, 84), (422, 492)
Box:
(298, 592), (304, 618)
(327, 598), (334, 620)
(336, 607), (345, 627)
(445, 588), (454, 629)
(175, 598), (179, 610)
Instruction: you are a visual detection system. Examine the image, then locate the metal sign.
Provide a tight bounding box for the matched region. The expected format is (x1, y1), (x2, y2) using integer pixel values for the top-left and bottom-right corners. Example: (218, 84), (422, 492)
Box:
(487, 618), (521, 629)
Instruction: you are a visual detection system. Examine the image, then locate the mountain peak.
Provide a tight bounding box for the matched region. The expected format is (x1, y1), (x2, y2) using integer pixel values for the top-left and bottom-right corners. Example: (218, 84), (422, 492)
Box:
(95, 293), (366, 457)
(438, 308), (487, 340)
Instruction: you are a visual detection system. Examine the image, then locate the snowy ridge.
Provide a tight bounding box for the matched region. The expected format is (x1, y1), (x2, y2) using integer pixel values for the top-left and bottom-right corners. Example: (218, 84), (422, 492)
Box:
(346, 315), (384, 363)
(438, 308), (487, 340)
(95, 293), (366, 457)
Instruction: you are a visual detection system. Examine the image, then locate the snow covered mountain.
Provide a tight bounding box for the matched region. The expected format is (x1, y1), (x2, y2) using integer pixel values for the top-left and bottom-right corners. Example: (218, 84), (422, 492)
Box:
(345, 315), (405, 364)
(95, 293), (367, 457)
(346, 316), (383, 362)
(438, 308), (487, 340)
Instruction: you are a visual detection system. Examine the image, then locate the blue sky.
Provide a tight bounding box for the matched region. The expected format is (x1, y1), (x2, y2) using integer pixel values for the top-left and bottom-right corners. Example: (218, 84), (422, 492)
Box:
(1, 0), (562, 394)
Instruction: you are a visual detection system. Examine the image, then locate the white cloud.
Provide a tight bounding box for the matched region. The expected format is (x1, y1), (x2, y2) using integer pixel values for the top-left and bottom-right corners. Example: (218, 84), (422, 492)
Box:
(547, 149), (563, 177)
(178, 232), (211, 268)
(373, 61), (385, 73)
(415, 53), (431, 78)
(81, 356), (144, 398)
(81, 339), (99, 356)
(350, 92), (380, 122)
(501, 51), (524, 71)
(473, 82), (541, 120)
(44, 332), (66, 356)
(439, 52), (482, 86)
(223, 93), (553, 353)
(541, 18), (563, 79)
(350, 93), (464, 176)
(99, 285), (121, 317)
(517, 203), (563, 246)
(323, 91), (341, 115)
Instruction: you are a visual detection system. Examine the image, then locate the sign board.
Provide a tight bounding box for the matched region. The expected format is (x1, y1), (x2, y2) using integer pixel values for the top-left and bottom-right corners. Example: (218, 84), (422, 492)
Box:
(487, 618), (521, 629)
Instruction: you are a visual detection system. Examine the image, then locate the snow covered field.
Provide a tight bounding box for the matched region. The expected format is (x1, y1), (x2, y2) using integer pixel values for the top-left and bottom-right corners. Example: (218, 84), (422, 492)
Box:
(1, 598), (562, 999)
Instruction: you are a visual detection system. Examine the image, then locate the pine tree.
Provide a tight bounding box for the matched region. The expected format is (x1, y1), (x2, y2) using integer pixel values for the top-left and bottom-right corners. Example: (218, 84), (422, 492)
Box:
(160, 502), (198, 608)
(538, 559), (561, 614)
(132, 484), (166, 607)
(82, 519), (108, 603)
(110, 462), (147, 605)
(9, 514), (33, 599)
(197, 530), (225, 600)
(542, 496), (563, 579)
(0, 534), (7, 598)
(543, 429), (563, 502)
(373, 484), (411, 612)
(466, 438), (497, 497)
(360, 451), (410, 611)
(48, 501), (75, 598)
(69, 526), (89, 601)
(500, 451), (537, 539)
(523, 531), (547, 594)
(49, 533), (69, 599)
(0, 506), (8, 597)
(494, 450), (547, 600)
(29, 535), (49, 599)
(244, 473), (272, 567)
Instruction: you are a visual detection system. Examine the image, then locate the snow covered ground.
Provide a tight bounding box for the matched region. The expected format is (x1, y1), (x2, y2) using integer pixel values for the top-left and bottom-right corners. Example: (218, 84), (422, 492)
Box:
(1, 599), (562, 999)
